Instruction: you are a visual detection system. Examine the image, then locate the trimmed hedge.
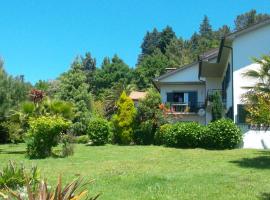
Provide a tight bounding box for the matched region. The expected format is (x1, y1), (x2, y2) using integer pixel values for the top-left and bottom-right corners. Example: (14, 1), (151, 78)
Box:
(156, 119), (242, 149)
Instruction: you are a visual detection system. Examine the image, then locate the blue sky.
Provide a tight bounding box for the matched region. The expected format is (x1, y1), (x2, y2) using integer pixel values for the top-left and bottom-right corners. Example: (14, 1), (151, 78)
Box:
(1, 0), (270, 83)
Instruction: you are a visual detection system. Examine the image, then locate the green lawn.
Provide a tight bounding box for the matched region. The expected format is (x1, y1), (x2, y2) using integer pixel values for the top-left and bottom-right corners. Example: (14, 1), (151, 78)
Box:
(0, 144), (270, 200)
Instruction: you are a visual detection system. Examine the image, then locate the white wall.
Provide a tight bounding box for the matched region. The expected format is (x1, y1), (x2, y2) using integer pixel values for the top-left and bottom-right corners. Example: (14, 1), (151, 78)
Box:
(232, 24), (270, 122)
(161, 63), (199, 83)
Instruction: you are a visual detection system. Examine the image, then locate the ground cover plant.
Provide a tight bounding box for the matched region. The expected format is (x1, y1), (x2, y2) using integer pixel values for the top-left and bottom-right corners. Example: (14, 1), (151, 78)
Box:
(0, 144), (270, 200)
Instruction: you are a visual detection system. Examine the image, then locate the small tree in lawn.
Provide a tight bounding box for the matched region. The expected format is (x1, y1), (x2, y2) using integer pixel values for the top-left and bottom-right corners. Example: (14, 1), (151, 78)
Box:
(112, 91), (136, 144)
(134, 88), (166, 144)
(211, 91), (223, 121)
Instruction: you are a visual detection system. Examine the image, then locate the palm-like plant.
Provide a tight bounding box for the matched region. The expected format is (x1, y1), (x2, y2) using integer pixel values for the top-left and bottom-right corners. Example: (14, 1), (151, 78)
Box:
(242, 55), (270, 93)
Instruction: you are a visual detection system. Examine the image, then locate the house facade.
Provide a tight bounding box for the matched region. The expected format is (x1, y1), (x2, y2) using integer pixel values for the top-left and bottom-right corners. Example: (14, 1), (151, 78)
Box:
(154, 19), (270, 149)
(154, 19), (270, 126)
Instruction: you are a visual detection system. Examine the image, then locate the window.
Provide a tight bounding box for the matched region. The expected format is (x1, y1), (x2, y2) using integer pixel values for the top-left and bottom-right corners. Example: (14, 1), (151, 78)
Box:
(167, 92), (197, 104)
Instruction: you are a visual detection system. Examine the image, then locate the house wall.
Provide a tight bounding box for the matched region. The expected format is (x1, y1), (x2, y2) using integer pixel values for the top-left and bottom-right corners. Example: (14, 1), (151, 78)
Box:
(232, 24), (270, 122)
(159, 84), (206, 125)
(161, 63), (199, 82)
(160, 84), (206, 103)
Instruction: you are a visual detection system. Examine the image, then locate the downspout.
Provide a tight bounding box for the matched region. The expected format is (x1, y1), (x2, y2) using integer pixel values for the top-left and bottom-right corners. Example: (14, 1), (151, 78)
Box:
(222, 45), (234, 122)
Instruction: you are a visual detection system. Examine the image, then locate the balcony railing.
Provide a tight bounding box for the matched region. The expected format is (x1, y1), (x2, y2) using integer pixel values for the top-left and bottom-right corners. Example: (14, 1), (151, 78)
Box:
(167, 102), (205, 114)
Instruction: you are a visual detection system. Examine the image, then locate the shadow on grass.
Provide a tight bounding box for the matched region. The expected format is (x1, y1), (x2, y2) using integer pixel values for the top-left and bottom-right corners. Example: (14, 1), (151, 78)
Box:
(230, 151), (270, 169)
(0, 149), (26, 155)
(259, 192), (270, 200)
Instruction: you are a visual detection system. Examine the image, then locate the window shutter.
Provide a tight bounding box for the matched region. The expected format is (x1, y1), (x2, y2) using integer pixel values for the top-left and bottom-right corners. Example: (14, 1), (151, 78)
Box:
(167, 93), (173, 102)
(188, 92), (197, 105)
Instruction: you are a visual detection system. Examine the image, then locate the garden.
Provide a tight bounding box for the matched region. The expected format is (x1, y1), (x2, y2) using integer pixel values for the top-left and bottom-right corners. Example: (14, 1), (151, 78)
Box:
(1, 10), (270, 199)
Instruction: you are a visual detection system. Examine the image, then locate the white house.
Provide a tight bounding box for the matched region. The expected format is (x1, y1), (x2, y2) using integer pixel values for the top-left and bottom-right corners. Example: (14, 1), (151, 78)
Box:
(154, 19), (270, 148)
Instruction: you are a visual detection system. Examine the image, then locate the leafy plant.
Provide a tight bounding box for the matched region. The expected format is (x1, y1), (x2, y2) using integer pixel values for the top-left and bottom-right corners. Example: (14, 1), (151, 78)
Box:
(2, 176), (100, 200)
(111, 91), (136, 144)
(204, 118), (242, 149)
(87, 118), (110, 145)
(26, 116), (71, 159)
(74, 135), (89, 144)
(211, 91), (223, 121)
(0, 161), (39, 190)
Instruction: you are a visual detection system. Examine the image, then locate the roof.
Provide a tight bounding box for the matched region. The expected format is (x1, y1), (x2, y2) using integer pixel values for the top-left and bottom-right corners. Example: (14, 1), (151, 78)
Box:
(154, 48), (218, 82)
(129, 91), (147, 100)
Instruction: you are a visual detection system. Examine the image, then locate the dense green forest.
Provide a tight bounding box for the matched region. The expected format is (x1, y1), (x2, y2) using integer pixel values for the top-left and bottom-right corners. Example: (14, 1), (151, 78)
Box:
(0, 10), (269, 143)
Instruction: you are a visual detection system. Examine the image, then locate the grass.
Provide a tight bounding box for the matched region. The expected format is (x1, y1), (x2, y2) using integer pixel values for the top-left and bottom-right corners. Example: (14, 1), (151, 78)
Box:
(1, 144), (270, 199)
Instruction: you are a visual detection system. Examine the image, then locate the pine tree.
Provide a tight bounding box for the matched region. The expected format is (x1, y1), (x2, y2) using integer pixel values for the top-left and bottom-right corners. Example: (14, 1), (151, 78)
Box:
(199, 15), (212, 38)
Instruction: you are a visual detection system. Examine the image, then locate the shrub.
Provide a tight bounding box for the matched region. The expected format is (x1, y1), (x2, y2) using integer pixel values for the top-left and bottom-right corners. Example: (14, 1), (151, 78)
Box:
(111, 92), (136, 144)
(154, 123), (173, 145)
(204, 118), (242, 149)
(0, 161), (39, 190)
(26, 116), (71, 158)
(211, 91), (223, 121)
(0, 121), (24, 144)
(157, 122), (206, 148)
(87, 118), (110, 145)
(60, 134), (74, 157)
(74, 135), (89, 144)
(134, 88), (166, 145)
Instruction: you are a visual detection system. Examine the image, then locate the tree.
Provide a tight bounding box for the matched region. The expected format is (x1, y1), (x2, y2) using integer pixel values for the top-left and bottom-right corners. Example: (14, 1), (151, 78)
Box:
(93, 55), (132, 97)
(211, 91), (223, 121)
(134, 88), (165, 144)
(111, 91), (136, 144)
(81, 52), (96, 92)
(234, 10), (270, 31)
(200, 15), (212, 38)
(242, 55), (270, 125)
(134, 50), (170, 89)
(56, 58), (93, 135)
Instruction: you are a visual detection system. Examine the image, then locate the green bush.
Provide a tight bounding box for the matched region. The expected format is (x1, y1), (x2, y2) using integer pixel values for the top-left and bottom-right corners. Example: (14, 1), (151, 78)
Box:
(26, 116), (71, 158)
(0, 161), (39, 190)
(204, 118), (242, 149)
(87, 118), (110, 145)
(154, 123), (173, 145)
(156, 122), (207, 148)
(74, 135), (89, 144)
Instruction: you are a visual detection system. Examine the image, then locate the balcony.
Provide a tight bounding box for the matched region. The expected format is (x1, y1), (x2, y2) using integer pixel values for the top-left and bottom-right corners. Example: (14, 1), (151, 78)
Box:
(166, 102), (205, 114)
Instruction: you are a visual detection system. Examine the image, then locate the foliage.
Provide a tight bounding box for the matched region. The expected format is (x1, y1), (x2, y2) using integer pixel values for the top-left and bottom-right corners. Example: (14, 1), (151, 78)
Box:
(154, 123), (172, 145)
(160, 122), (206, 148)
(242, 55), (270, 125)
(60, 134), (75, 157)
(56, 59), (93, 135)
(2, 176), (99, 200)
(0, 161), (39, 190)
(211, 91), (223, 121)
(234, 9), (270, 31)
(0, 122), (24, 144)
(74, 135), (89, 144)
(200, 15), (212, 38)
(205, 119), (242, 149)
(87, 118), (110, 145)
(111, 92), (136, 144)
(26, 116), (71, 158)
(92, 55), (133, 97)
(134, 50), (170, 89)
(134, 88), (166, 144)
(243, 93), (270, 126)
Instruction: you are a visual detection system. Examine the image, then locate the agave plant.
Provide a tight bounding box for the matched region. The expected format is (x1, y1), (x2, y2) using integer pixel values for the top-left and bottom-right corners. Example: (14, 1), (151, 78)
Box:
(1, 176), (100, 200)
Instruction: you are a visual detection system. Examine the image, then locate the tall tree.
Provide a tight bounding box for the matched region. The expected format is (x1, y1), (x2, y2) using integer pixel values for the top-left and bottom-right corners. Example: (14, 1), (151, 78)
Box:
(200, 15), (212, 38)
(93, 55), (132, 96)
(56, 58), (93, 135)
(234, 9), (270, 31)
(81, 52), (96, 92)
